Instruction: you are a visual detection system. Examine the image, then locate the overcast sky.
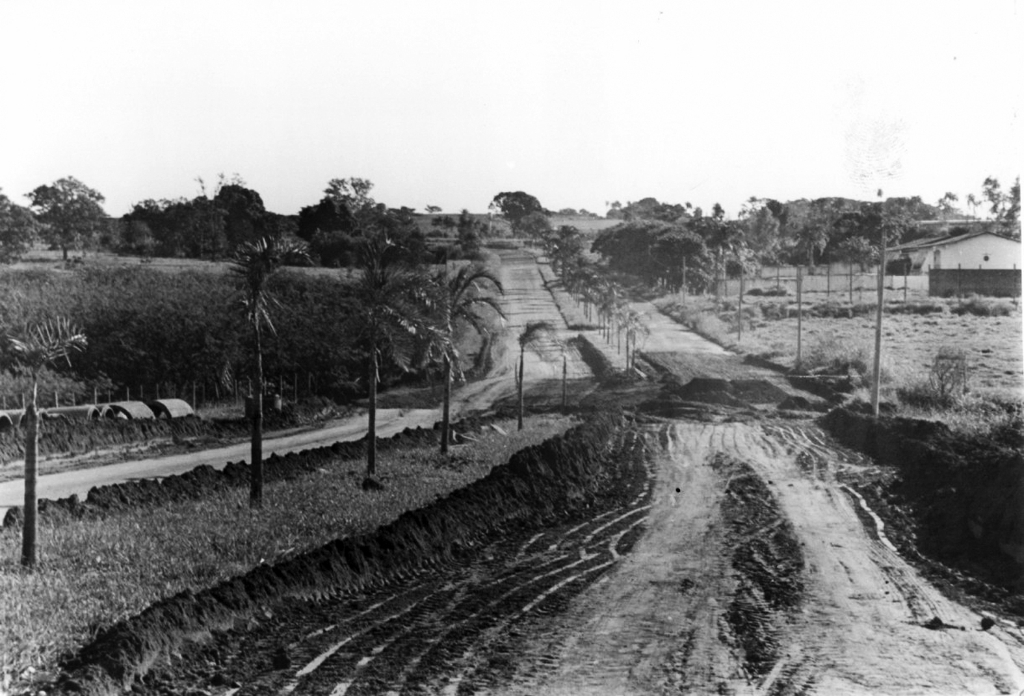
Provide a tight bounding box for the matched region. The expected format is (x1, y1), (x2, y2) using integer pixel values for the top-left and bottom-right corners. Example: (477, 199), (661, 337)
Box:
(0, 0), (1019, 218)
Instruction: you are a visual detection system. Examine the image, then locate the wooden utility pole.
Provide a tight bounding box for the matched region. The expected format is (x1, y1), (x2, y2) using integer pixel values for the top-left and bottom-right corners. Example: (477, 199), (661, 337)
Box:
(737, 272), (744, 342)
(871, 222), (886, 417)
(796, 266), (803, 370)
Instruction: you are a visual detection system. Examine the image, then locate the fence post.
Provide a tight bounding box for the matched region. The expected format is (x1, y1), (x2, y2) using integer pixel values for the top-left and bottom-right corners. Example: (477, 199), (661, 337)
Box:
(681, 256), (687, 302)
(849, 269), (854, 304)
(55, 391), (59, 408)
(827, 263), (831, 298)
(796, 266), (803, 370)
(737, 272), (744, 342)
(93, 387), (97, 405)
(126, 386), (130, 401)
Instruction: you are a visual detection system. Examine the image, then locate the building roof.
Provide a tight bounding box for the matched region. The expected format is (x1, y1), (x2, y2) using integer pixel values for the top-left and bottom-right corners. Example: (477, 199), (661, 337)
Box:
(890, 230), (1020, 253)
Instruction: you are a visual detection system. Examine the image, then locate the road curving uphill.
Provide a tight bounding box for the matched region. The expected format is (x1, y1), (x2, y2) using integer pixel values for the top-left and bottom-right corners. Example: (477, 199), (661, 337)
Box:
(48, 410), (653, 695)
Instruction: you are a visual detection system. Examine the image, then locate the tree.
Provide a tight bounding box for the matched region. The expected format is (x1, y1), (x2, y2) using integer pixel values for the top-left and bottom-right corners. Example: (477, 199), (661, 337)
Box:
(433, 264), (504, 453)
(490, 191), (545, 233)
(0, 188), (38, 263)
(456, 210), (481, 257)
(325, 177), (375, 211)
(518, 211), (552, 242)
(297, 196), (356, 242)
(214, 184), (269, 249)
(937, 191), (960, 218)
(621, 309), (649, 371)
(739, 198), (782, 263)
(230, 236), (310, 508)
(516, 321), (554, 430)
(966, 193), (980, 220)
(351, 232), (433, 477)
(3, 318), (86, 567)
(425, 205), (442, 214)
(26, 177), (106, 260)
(545, 225), (584, 278)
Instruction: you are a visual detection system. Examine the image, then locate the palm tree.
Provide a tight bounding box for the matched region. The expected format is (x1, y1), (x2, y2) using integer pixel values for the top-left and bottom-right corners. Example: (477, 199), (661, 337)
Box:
(434, 264), (504, 454)
(229, 236), (309, 509)
(516, 321), (555, 430)
(5, 318), (86, 567)
(353, 232), (433, 477)
(622, 309), (649, 372)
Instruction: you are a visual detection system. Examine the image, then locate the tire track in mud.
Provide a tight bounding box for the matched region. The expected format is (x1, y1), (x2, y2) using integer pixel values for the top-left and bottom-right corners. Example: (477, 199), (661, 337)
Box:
(729, 420), (1024, 695)
(161, 453), (657, 696)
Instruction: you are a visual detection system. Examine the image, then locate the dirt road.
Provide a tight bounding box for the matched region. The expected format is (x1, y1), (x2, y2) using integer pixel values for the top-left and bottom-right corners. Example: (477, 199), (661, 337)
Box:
(33, 251), (1024, 694)
(498, 420), (1024, 695)
(0, 249), (590, 517)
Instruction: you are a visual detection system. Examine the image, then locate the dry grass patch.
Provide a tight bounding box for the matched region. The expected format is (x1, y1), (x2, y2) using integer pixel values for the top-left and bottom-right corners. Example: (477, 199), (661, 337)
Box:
(0, 415), (575, 686)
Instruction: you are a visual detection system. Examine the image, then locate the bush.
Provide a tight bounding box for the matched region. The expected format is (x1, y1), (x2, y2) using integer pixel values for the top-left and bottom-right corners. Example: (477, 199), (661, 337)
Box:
(952, 297), (1014, 317)
(801, 331), (874, 384)
(896, 346), (970, 409)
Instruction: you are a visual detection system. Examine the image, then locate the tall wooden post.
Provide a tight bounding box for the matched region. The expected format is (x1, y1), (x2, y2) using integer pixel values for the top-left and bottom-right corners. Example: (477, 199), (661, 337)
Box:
(737, 272), (744, 342)
(871, 230), (886, 417)
(796, 266), (803, 370)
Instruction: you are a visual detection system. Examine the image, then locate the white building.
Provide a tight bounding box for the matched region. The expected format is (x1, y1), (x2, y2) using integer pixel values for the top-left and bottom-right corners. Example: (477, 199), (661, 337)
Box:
(888, 230), (1022, 274)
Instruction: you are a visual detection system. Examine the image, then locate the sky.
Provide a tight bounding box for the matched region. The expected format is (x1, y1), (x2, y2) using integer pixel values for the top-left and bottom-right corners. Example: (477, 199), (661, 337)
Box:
(0, 0), (1020, 219)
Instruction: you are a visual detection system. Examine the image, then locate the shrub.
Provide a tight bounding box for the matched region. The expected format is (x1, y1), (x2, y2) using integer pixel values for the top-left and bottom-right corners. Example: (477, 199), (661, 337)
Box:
(896, 346), (970, 409)
(952, 297), (1014, 317)
(694, 313), (727, 341)
(801, 331), (874, 384)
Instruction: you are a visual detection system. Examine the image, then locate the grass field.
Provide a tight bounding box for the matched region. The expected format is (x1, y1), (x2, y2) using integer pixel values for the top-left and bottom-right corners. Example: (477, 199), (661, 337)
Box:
(0, 414), (574, 687)
(655, 293), (1024, 403)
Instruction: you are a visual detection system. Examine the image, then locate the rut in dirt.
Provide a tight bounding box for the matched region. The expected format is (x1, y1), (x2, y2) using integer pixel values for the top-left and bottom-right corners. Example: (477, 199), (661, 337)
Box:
(135, 437), (656, 695)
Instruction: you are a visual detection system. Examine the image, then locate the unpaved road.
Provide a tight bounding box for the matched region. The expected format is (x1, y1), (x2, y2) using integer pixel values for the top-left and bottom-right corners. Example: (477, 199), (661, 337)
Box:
(27, 250), (1024, 694)
(0, 250), (590, 518)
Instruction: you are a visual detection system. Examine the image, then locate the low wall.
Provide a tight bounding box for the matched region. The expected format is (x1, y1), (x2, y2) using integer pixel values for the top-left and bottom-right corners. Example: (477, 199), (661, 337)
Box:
(929, 268), (1023, 298)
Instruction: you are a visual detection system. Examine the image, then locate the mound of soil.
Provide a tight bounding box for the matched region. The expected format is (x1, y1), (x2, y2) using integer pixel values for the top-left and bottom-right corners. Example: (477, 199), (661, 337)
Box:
(2, 419), (483, 528)
(51, 411), (645, 696)
(663, 377), (789, 408)
(821, 408), (1024, 602)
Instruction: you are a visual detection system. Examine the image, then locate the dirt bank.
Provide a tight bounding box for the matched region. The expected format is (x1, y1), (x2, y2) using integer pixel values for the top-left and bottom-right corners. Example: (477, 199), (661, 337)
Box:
(821, 408), (1024, 603)
(2, 417), (485, 529)
(49, 411), (646, 696)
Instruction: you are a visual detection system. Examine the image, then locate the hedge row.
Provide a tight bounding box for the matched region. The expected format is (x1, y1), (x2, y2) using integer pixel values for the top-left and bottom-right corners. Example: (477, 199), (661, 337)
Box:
(52, 410), (645, 695)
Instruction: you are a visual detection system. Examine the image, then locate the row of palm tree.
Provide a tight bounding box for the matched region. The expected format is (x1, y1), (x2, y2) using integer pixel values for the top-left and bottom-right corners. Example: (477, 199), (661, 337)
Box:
(233, 231), (506, 502)
(555, 258), (650, 372)
(3, 230), (505, 567)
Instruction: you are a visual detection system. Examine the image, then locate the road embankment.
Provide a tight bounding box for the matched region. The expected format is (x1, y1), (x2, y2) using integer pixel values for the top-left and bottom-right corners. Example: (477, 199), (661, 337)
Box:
(821, 408), (1024, 600)
(51, 410), (646, 696)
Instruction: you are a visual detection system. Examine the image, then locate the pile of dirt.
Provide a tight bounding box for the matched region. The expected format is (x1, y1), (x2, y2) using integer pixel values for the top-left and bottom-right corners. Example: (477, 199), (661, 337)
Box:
(50, 411), (647, 696)
(821, 408), (1024, 602)
(662, 377), (789, 409)
(2, 419), (483, 528)
(572, 334), (615, 381)
(713, 454), (804, 679)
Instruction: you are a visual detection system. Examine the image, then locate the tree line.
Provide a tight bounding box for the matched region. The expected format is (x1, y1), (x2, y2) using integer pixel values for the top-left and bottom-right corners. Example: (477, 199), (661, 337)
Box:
(0, 175), (490, 268)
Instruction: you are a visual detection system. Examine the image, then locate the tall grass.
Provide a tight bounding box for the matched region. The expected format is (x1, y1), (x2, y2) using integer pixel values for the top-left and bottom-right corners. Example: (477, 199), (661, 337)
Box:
(0, 416), (573, 689)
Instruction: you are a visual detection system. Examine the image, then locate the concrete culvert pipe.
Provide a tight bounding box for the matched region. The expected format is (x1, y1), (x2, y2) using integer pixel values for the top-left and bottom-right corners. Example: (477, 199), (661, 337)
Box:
(104, 401), (156, 420)
(42, 405), (102, 421)
(145, 399), (195, 419)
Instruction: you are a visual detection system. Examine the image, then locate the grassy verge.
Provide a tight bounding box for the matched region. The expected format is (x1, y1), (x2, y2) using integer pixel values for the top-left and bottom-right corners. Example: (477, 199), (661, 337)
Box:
(535, 261), (597, 330)
(0, 415), (574, 688)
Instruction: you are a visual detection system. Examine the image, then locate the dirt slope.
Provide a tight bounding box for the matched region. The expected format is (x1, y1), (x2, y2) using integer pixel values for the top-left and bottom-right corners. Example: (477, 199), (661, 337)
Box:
(497, 420), (1024, 695)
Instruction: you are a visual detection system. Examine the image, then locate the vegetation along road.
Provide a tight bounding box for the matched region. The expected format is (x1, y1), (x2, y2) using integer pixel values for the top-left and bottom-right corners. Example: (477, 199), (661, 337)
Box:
(40, 248), (1018, 696)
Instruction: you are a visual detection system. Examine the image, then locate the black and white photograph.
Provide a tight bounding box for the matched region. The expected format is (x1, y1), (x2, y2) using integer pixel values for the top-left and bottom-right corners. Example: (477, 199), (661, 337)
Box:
(0, 1), (1021, 694)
